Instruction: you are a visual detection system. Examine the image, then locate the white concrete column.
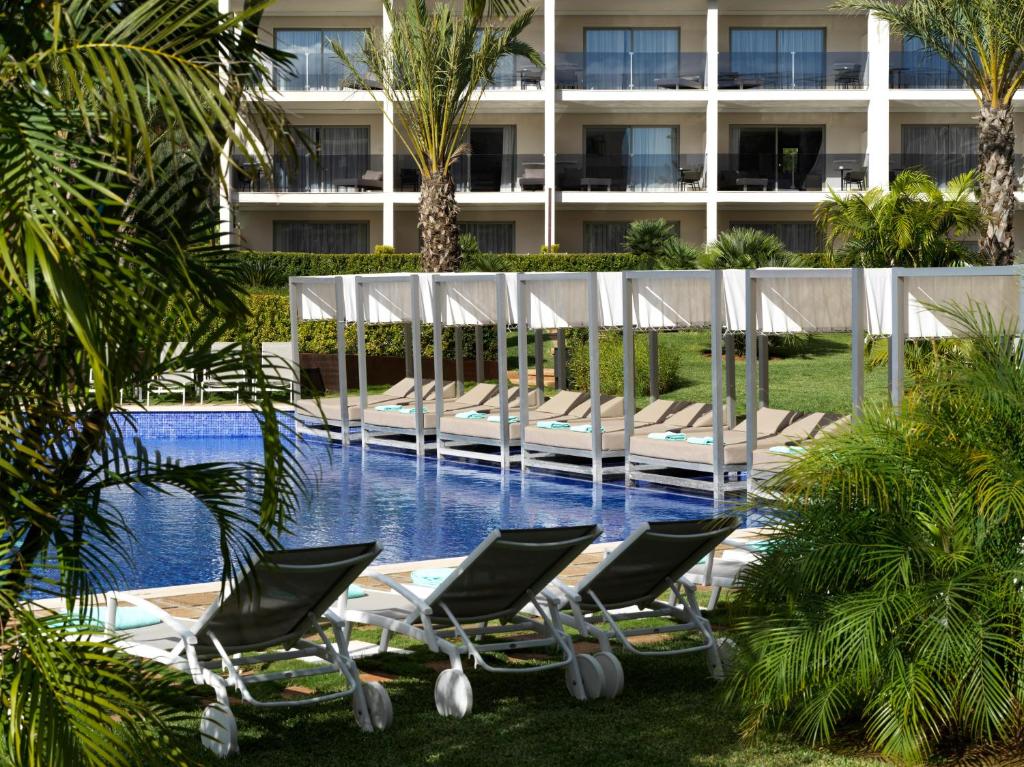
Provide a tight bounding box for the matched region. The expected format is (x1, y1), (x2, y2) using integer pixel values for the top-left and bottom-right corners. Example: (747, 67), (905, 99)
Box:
(866, 11), (890, 190)
(382, 2), (396, 246)
(543, 0), (557, 247)
(704, 0), (719, 243)
(218, 0), (233, 247)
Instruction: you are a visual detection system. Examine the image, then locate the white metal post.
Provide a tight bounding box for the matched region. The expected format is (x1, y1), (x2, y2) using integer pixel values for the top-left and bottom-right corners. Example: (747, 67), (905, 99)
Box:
(288, 279), (301, 403)
(890, 271), (905, 407)
(517, 276), (530, 471)
(432, 277), (445, 460)
(333, 277), (350, 446)
(704, 0), (719, 243)
(411, 275), (425, 455)
(710, 270), (725, 499)
(495, 275), (511, 469)
(543, 0), (556, 247)
(587, 272), (602, 483)
(851, 267), (865, 417)
(355, 279), (368, 450)
(622, 274), (635, 476)
(745, 271), (758, 493)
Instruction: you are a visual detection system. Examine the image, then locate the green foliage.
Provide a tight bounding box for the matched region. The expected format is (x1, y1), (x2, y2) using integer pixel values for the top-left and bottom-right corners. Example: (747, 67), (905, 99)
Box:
(540, 243), (561, 253)
(699, 228), (792, 269)
(373, 244), (396, 255)
(730, 306), (1024, 763)
(658, 238), (703, 270)
(812, 169), (984, 267)
(459, 233), (482, 259)
(623, 219), (679, 266)
(565, 330), (684, 397)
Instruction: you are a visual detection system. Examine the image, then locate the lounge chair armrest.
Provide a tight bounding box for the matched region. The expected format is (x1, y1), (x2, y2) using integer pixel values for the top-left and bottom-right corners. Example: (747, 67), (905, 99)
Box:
(105, 591), (197, 643)
(365, 573), (433, 615)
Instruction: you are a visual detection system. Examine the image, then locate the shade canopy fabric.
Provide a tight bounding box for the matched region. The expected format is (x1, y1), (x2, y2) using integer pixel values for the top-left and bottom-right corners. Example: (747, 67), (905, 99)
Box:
(724, 269), (856, 333)
(434, 273), (518, 326)
(520, 272), (623, 328)
(628, 271), (718, 330)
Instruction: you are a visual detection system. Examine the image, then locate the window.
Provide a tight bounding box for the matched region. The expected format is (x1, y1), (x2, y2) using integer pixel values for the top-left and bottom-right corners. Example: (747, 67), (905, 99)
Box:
(899, 37), (963, 88)
(274, 29), (367, 90)
(460, 222), (515, 253)
(460, 127), (517, 192)
(734, 222), (821, 253)
(900, 124), (976, 185)
(725, 126), (825, 191)
(272, 222), (370, 253)
(584, 28), (679, 89)
(728, 28), (825, 88)
(583, 221), (679, 253)
(275, 126), (371, 192)
(583, 126), (679, 191)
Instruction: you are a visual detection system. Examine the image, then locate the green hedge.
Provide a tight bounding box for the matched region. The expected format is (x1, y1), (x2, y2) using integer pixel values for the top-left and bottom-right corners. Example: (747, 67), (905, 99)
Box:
(240, 251), (642, 287)
(566, 329), (685, 397)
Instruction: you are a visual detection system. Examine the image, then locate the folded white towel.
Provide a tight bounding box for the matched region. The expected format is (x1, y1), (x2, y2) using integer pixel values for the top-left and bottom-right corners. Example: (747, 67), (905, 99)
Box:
(455, 411), (486, 420)
(486, 414), (519, 423)
(648, 432), (687, 441)
(537, 420), (570, 430)
(569, 424), (604, 433)
(374, 404), (403, 412)
(686, 436), (715, 445)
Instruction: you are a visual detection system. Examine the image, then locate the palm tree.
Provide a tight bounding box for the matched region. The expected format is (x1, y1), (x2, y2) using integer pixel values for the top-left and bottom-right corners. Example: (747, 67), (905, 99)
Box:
(1, 2), (302, 764)
(838, 0), (1024, 265)
(813, 168), (984, 266)
(335, 0), (540, 271)
(698, 227), (792, 269)
(729, 307), (1024, 763)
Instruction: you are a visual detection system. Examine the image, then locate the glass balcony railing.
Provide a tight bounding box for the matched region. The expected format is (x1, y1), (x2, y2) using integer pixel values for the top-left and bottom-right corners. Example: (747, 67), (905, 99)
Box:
(718, 154), (867, 191)
(487, 56), (544, 89)
(890, 154), (977, 186)
(718, 52), (867, 90)
(555, 53), (706, 90)
(888, 52), (967, 89)
(394, 154), (545, 192)
(273, 67), (381, 92)
(232, 154), (385, 193)
(555, 154), (707, 191)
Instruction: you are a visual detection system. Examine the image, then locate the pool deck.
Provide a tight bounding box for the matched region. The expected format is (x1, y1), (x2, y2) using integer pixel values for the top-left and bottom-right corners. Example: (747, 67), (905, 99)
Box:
(33, 530), (766, 621)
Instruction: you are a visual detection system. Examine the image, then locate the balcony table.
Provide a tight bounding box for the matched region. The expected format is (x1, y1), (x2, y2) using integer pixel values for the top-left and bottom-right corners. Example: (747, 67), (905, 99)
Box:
(735, 177), (769, 191)
(580, 177), (612, 191)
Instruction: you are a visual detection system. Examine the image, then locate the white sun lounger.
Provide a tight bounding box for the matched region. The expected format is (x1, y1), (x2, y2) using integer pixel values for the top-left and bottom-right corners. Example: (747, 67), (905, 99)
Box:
(549, 517), (741, 694)
(337, 525), (607, 718)
(105, 543), (392, 757)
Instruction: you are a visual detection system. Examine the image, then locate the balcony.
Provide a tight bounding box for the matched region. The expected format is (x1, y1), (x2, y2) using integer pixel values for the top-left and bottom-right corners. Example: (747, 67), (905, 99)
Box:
(718, 154), (867, 191)
(393, 154), (545, 192)
(555, 53), (706, 90)
(233, 154), (385, 193)
(889, 52), (966, 89)
(717, 52), (867, 90)
(890, 154), (978, 186)
(554, 154), (706, 191)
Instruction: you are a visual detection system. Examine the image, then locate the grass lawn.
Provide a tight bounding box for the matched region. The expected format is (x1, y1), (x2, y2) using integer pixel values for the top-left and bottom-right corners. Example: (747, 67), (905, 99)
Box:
(167, 621), (882, 767)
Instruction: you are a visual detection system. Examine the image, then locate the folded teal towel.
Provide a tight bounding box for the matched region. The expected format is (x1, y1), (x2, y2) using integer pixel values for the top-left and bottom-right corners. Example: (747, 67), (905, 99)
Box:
(570, 424), (604, 433)
(399, 406), (430, 414)
(687, 436), (715, 445)
(537, 420), (570, 429)
(411, 567), (454, 588)
(374, 404), (403, 412)
(768, 445), (806, 456)
(648, 432), (687, 441)
(347, 584), (367, 599)
(60, 605), (161, 631)
(455, 411), (486, 420)
(487, 414), (518, 423)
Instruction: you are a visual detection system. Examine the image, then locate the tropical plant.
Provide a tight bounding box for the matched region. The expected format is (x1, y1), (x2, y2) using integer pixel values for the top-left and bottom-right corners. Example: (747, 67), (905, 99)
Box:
(659, 238), (703, 270)
(698, 228), (792, 269)
(813, 169), (984, 267)
(336, 0), (539, 272)
(459, 232), (483, 259)
(623, 219), (679, 264)
(730, 306), (1024, 763)
(1, 2), (302, 764)
(839, 0), (1024, 265)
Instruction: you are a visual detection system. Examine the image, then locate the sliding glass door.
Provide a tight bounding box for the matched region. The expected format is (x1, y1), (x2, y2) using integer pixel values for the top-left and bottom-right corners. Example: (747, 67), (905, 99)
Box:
(900, 124), (976, 185)
(585, 126), (678, 190)
(584, 29), (679, 89)
(729, 28), (825, 88)
(274, 29), (366, 90)
(278, 126), (371, 191)
(272, 222), (370, 253)
(453, 127), (516, 191)
(730, 126), (824, 190)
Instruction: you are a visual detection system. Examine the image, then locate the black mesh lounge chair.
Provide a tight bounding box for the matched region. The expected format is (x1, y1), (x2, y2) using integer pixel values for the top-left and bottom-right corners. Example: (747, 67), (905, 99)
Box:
(106, 544), (391, 757)
(549, 517), (740, 697)
(339, 525), (604, 718)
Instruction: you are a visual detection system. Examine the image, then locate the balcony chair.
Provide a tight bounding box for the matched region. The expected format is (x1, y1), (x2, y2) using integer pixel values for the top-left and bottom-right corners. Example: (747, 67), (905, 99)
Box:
(654, 74), (704, 90)
(842, 167), (867, 190)
(519, 66), (543, 89)
(518, 164), (545, 191)
(718, 71), (764, 89)
(833, 62), (864, 89)
(679, 167), (705, 191)
(337, 169), (383, 192)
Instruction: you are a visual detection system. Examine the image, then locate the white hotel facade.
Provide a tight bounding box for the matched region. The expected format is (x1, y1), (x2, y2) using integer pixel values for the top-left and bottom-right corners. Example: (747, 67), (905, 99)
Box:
(226, 0), (1021, 256)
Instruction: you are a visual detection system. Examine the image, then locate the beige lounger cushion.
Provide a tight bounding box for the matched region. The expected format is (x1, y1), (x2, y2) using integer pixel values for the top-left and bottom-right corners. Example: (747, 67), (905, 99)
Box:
(363, 383), (500, 428)
(439, 390), (588, 440)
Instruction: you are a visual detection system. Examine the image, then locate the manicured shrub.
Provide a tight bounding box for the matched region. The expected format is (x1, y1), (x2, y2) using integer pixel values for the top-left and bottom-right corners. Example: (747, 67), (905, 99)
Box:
(565, 329), (684, 397)
(623, 219), (679, 264)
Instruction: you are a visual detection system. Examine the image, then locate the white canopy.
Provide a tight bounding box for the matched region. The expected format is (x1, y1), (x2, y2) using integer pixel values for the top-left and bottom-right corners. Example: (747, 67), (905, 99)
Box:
(725, 269), (856, 333)
(433, 273), (518, 326)
(628, 270), (718, 330)
(519, 272), (623, 328)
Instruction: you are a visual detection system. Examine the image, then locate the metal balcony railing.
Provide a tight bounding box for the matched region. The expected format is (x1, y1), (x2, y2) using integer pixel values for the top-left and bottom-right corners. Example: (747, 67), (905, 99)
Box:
(393, 155), (545, 192)
(233, 154), (385, 193)
(718, 153), (868, 191)
(555, 154), (707, 191)
(718, 51), (868, 90)
(889, 52), (967, 89)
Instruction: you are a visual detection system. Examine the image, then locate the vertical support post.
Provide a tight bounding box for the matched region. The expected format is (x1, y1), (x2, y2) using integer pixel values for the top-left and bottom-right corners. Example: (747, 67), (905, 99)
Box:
(403, 323), (414, 377)
(555, 328), (567, 389)
(543, 0), (556, 247)
(710, 271), (725, 500)
(647, 329), (659, 401)
(454, 326), (465, 395)
(411, 275), (425, 455)
(333, 277), (350, 446)
(381, 2), (396, 245)
(622, 274), (635, 480)
(432, 277), (445, 461)
(474, 325), (485, 381)
(758, 336), (769, 408)
(704, 0), (719, 244)
(866, 11), (891, 190)
(890, 271), (905, 407)
(587, 273), (602, 483)
(851, 267), (865, 418)
(724, 332), (737, 427)
(534, 328), (545, 394)
(517, 276), (530, 471)
(356, 279), (368, 450)
(745, 271), (758, 493)
(495, 275), (511, 469)
(288, 279), (301, 403)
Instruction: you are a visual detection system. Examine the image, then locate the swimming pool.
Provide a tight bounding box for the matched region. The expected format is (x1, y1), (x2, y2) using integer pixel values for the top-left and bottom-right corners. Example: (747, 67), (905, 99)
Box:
(101, 412), (756, 590)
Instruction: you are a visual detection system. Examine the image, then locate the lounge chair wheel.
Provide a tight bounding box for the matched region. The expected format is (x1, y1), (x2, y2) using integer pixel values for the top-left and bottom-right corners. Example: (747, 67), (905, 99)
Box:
(565, 654), (605, 701)
(364, 681), (394, 730)
(199, 702), (238, 758)
(434, 669), (473, 718)
(593, 651), (625, 698)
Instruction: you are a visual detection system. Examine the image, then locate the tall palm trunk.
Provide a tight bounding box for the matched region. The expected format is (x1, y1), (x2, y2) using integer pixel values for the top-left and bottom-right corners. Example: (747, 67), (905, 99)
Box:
(978, 103), (1016, 265)
(419, 171), (461, 272)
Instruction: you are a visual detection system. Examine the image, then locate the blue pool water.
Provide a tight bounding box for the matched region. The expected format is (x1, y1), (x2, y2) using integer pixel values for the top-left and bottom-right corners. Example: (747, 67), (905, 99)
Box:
(100, 413), (754, 590)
